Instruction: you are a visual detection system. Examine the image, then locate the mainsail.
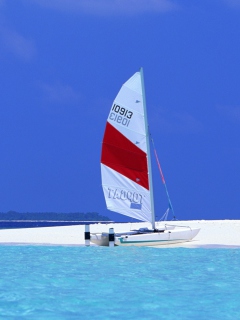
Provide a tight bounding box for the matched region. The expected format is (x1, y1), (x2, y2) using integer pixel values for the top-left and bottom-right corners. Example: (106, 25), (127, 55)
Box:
(101, 70), (154, 223)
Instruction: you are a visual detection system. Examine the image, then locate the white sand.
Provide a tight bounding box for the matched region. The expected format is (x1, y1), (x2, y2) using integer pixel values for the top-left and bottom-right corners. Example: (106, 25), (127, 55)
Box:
(0, 220), (240, 248)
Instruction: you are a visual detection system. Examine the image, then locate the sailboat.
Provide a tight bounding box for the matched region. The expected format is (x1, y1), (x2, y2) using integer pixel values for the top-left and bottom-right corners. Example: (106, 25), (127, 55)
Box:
(91, 68), (200, 246)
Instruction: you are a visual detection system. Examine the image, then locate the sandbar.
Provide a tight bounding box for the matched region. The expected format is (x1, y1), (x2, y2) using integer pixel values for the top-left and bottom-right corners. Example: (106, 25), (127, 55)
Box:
(0, 220), (239, 248)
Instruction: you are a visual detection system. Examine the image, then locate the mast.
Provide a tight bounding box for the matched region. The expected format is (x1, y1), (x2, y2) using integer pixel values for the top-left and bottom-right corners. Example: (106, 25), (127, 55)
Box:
(140, 67), (155, 229)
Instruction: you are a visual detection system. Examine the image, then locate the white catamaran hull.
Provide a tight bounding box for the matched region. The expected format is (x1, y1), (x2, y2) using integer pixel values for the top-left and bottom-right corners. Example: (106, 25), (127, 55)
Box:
(91, 228), (200, 247)
(115, 228), (200, 246)
(90, 233), (109, 246)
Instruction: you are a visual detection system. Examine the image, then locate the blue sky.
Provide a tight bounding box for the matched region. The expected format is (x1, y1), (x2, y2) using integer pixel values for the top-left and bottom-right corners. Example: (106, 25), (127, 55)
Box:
(0, 0), (240, 221)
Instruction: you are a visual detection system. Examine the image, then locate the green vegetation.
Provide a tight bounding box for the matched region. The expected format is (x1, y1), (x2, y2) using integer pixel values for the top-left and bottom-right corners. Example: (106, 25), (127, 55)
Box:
(0, 211), (111, 221)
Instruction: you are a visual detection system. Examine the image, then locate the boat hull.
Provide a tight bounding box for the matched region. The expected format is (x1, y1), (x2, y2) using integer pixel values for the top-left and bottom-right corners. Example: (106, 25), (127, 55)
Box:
(91, 228), (200, 247)
(90, 233), (109, 246)
(115, 228), (200, 246)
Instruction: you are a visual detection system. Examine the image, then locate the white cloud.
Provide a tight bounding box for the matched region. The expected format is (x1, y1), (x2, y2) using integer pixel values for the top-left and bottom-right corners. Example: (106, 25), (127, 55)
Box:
(216, 105), (240, 122)
(40, 82), (81, 105)
(151, 108), (203, 134)
(28, 0), (177, 15)
(0, 26), (36, 60)
(0, 2), (35, 61)
(223, 0), (240, 8)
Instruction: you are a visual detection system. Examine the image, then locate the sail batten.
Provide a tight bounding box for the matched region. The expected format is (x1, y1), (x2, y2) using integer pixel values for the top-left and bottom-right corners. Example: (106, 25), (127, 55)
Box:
(101, 71), (152, 223)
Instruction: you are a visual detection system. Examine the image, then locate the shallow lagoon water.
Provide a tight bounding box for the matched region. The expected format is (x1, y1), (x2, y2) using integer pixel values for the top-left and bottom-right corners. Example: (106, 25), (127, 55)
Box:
(0, 246), (239, 319)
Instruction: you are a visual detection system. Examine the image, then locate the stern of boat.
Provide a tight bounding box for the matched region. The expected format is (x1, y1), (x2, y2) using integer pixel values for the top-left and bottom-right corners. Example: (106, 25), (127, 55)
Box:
(90, 233), (109, 246)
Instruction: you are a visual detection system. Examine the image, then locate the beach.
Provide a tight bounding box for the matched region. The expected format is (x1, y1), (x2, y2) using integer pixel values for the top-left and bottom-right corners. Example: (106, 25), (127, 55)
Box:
(0, 220), (240, 248)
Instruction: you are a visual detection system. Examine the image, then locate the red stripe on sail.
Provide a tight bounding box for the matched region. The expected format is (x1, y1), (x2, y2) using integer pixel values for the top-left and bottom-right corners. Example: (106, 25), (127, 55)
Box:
(101, 122), (149, 190)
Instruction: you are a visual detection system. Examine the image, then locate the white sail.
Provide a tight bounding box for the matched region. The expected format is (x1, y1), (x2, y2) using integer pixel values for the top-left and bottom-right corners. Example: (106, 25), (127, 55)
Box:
(101, 71), (152, 223)
(91, 70), (201, 247)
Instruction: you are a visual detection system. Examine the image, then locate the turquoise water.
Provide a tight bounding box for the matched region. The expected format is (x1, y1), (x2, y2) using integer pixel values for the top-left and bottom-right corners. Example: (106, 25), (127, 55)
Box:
(0, 246), (239, 319)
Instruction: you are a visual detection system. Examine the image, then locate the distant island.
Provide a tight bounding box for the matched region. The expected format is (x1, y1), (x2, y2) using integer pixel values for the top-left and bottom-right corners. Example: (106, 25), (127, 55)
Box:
(0, 211), (111, 221)
(0, 211), (111, 229)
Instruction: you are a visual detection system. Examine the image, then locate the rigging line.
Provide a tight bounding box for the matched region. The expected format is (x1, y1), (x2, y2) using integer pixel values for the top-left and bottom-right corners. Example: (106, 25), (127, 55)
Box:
(158, 208), (170, 221)
(150, 134), (176, 220)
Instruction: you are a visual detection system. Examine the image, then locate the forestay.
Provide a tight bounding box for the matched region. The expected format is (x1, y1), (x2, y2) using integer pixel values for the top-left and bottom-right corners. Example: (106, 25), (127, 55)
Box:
(101, 71), (152, 223)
